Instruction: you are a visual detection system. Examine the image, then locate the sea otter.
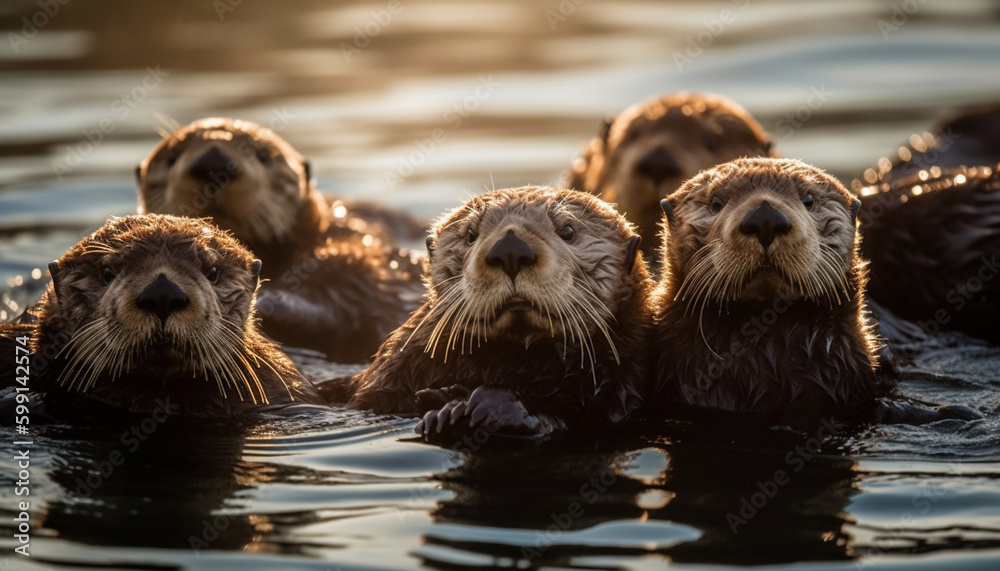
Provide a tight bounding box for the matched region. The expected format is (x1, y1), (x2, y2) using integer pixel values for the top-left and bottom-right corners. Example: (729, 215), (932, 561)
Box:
(566, 92), (777, 257)
(652, 158), (981, 427)
(346, 187), (653, 441)
(853, 103), (1000, 343)
(0, 215), (323, 418)
(136, 117), (424, 362)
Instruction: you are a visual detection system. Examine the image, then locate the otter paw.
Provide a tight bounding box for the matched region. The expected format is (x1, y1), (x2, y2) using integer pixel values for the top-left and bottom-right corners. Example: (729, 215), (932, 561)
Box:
(414, 384), (471, 412)
(933, 404), (985, 422)
(875, 398), (985, 425)
(416, 387), (563, 442)
(416, 398), (469, 437)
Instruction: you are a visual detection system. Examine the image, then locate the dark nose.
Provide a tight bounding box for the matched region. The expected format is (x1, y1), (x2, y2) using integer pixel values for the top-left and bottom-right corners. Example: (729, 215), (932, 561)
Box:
(486, 229), (537, 281)
(635, 147), (683, 186)
(739, 201), (791, 250)
(136, 274), (190, 326)
(188, 146), (237, 183)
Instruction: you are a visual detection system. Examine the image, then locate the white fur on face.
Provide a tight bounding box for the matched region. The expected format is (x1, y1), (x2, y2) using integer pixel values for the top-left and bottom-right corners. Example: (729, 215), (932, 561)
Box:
(666, 158), (857, 311)
(54, 229), (282, 404)
(411, 188), (635, 371)
(139, 122), (307, 247)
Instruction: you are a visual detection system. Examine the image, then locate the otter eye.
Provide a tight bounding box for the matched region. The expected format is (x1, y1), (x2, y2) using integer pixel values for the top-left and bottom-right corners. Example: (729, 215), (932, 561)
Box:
(710, 196), (725, 215)
(466, 230), (478, 245)
(558, 225), (575, 242)
(205, 266), (219, 283)
(705, 137), (719, 153)
(256, 148), (271, 163)
(101, 267), (116, 285)
(802, 194), (815, 210)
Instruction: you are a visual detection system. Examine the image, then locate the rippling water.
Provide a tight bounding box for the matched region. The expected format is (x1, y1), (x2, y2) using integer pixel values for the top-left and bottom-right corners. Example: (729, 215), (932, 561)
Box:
(1, 1), (1000, 569)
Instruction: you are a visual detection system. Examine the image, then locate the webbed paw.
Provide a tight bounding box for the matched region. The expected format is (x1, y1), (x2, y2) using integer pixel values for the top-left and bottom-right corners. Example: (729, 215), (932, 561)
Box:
(414, 384), (470, 412)
(415, 386), (563, 443)
(875, 398), (984, 425)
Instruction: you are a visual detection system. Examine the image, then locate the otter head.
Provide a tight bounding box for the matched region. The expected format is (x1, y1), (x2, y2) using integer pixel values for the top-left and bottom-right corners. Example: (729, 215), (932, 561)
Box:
(44, 214), (277, 402)
(660, 158), (862, 309)
(569, 93), (777, 249)
(418, 187), (643, 362)
(136, 118), (325, 255)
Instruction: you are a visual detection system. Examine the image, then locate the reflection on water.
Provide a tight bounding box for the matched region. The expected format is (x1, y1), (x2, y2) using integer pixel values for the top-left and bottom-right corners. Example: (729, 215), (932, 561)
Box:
(1, 0), (1000, 569)
(4, 408), (999, 569)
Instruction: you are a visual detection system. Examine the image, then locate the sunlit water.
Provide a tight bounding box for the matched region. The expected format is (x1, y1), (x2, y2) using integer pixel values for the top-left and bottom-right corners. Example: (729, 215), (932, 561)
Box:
(1, 1), (999, 569)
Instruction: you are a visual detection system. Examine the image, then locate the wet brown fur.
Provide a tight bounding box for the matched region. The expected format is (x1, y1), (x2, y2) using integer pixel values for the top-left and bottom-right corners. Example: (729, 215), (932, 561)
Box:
(137, 118), (424, 362)
(349, 187), (653, 428)
(653, 158), (889, 426)
(852, 103), (1000, 343)
(14, 215), (322, 417)
(567, 93), (777, 257)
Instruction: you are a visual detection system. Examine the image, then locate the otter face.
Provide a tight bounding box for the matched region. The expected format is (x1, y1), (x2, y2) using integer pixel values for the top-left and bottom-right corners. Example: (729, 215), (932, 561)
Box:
(47, 215), (270, 400)
(137, 118), (310, 248)
(575, 93), (775, 243)
(662, 158), (860, 308)
(419, 187), (640, 360)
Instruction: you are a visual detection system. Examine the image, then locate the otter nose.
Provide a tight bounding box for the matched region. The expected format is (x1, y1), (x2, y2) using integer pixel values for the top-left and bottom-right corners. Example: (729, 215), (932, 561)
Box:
(188, 146), (236, 182)
(635, 147), (683, 186)
(486, 229), (537, 281)
(136, 274), (190, 326)
(740, 201), (791, 250)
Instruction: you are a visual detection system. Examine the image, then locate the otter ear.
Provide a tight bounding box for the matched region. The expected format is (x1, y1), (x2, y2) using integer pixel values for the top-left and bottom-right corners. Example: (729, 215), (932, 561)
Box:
(599, 115), (615, 144)
(250, 259), (262, 286)
(850, 199), (862, 224)
(47, 262), (61, 300)
(134, 165), (142, 185)
(302, 159), (312, 182)
(425, 235), (435, 262)
(660, 198), (676, 226)
(626, 236), (641, 271)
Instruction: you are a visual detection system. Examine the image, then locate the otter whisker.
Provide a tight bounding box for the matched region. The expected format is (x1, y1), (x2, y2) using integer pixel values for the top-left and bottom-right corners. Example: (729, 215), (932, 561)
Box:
(213, 326), (258, 403)
(675, 244), (717, 304)
(216, 319), (269, 403)
(426, 293), (467, 360)
(192, 333), (227, 399)
(565, 303), (590, 370)
(58, 318), (118, 391)
(203, 324), (245, 400)
(406, 286), (463, 350)
(575, 300), (619, 366)
(447, 299), (476, 358)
